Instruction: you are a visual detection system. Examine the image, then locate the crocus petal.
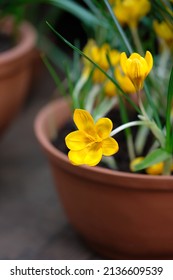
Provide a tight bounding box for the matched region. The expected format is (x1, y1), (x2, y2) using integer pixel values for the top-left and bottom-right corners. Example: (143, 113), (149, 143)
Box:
(102, 137), (119, 156)
(65, 131), (91, 150)
(130, 157), (144, 172)
(84, 143), (103, 166)
(145, 51), (153, 74)
(129, 53), (142, 60)
(146, 162), (164, 175)
(68, 149), (87, 165)
(73, 109), (96, 136)
(95, 118), (113, 139)
(68, 143), (103, 166)
(120, 52), (128, 74)
(126, 58), (145, 90)
(127, 59), (143, 79)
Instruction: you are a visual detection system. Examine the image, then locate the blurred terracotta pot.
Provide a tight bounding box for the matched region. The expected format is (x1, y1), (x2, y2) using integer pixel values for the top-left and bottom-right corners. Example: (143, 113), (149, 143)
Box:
(34, 98), (173, 260)
(0, 20), (37, 134)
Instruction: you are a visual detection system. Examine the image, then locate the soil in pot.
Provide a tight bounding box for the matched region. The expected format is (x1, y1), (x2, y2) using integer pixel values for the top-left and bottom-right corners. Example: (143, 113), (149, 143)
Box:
(0, 33), (15, 53)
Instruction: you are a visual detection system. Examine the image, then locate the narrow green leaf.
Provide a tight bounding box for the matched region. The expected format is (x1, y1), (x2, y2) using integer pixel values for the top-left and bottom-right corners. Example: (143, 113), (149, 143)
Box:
(133, 148), (171, 171)
(144, 83), (162, 129)
(103, 0), (133, 53)
(93, 97), (117, 120)
(38, 36), (72, 72)
(166, 67), (173, 153)
(41, 53), (66, 97)
(152, 0), (173, 24)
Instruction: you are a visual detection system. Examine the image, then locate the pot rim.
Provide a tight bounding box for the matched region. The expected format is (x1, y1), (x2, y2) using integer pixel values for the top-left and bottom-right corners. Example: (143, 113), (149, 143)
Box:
(0, 21), (37, 64)
(34, 98), (173, 190)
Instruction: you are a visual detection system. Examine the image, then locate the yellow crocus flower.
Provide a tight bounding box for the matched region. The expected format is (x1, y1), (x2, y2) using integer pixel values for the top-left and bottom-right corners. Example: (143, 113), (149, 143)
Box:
(153, 20), (173, 47)
(65, 109), (119, 166)
(120, 51), (153, 91)
(113, 0), (151, 27)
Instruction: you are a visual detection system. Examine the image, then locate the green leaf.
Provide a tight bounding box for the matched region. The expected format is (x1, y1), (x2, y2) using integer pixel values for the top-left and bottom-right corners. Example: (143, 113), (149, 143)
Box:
(165, 67), (173, 153)
(46, 22), (141, 114)
(41, 54), (66, 98)
(152, 0), (173, 24)
(103, 0), (133, 53)
(133, 148), (171, 171)
(93, 97), (117, 120)
(49, 0), (108, 28)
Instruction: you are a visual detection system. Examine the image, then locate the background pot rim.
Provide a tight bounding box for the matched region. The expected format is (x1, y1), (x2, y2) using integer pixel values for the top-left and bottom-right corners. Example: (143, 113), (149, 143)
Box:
(0, 20), (37, 64)
(34, 98), (173, 190)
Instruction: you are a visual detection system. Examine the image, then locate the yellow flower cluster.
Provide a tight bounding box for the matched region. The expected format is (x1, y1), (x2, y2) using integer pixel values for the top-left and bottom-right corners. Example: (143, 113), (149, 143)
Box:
(66, 50), (154, 167)
(63, 0), (172, 175)
(83, 40), (148, 96)
(83, 40), (120, 83)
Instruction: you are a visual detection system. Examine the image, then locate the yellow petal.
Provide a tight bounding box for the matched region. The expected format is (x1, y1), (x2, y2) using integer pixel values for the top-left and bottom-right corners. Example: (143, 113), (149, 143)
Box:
(68, 149), (87, 165)
(95, 118), (113, 139)
(146, 162), (164, 175)
(115, 67), (136, 94)
(65, 131), (91, 150)
(130, 157), (144, 172)
(126, 58), (145, 90)
(68, 143), (103, 166)
(104, 80), (117, 97)
(127, 59), (143, 79)
(129, 53), (141, 60)
(73, 109), (95, 136)
(84, 143), (103, 166)
(120, 52), (128, 74)
(109, 50), (120, 66)
(144, 51), (153, 74)
(102, 137), (119, 156)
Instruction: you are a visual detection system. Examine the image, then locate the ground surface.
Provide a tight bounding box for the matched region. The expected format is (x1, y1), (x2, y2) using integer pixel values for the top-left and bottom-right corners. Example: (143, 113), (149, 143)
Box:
(0, 66), (101, 260)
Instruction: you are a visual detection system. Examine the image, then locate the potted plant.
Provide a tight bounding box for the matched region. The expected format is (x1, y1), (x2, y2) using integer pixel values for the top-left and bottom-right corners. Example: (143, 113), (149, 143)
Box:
(0, 1), (38, 134)
(34, 0), (173, 259)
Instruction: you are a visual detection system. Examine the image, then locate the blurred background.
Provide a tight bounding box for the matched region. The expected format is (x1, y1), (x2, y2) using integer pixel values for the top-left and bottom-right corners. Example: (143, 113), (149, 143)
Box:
(0, 0), (100, 260)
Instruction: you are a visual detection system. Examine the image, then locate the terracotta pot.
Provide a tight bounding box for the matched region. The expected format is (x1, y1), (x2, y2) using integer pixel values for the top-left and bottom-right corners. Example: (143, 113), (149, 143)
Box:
(0, 20), (37, 135)
(34, 98), (173, 260)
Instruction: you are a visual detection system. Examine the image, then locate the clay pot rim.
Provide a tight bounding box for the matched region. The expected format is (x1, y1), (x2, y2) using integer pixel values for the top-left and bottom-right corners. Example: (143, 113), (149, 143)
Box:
(34, 98), (173, 189)
(0, 21), (37, 64)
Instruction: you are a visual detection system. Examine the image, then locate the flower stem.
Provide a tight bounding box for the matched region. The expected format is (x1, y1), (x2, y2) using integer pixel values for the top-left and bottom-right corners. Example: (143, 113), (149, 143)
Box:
(110, 120), (145, 136)
(73, 74), (88, 108)
(85, 84), (101, 113)
(127, 134), (135, 161)
(137, 91), (149, 120)
(130, 26), (144, 55)
(157, 43), (170, 79)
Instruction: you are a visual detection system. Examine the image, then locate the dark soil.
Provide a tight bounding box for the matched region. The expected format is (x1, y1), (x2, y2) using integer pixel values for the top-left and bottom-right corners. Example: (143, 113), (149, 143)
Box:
(0, 33), (15, 53)
(52, 108), (155, 173)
